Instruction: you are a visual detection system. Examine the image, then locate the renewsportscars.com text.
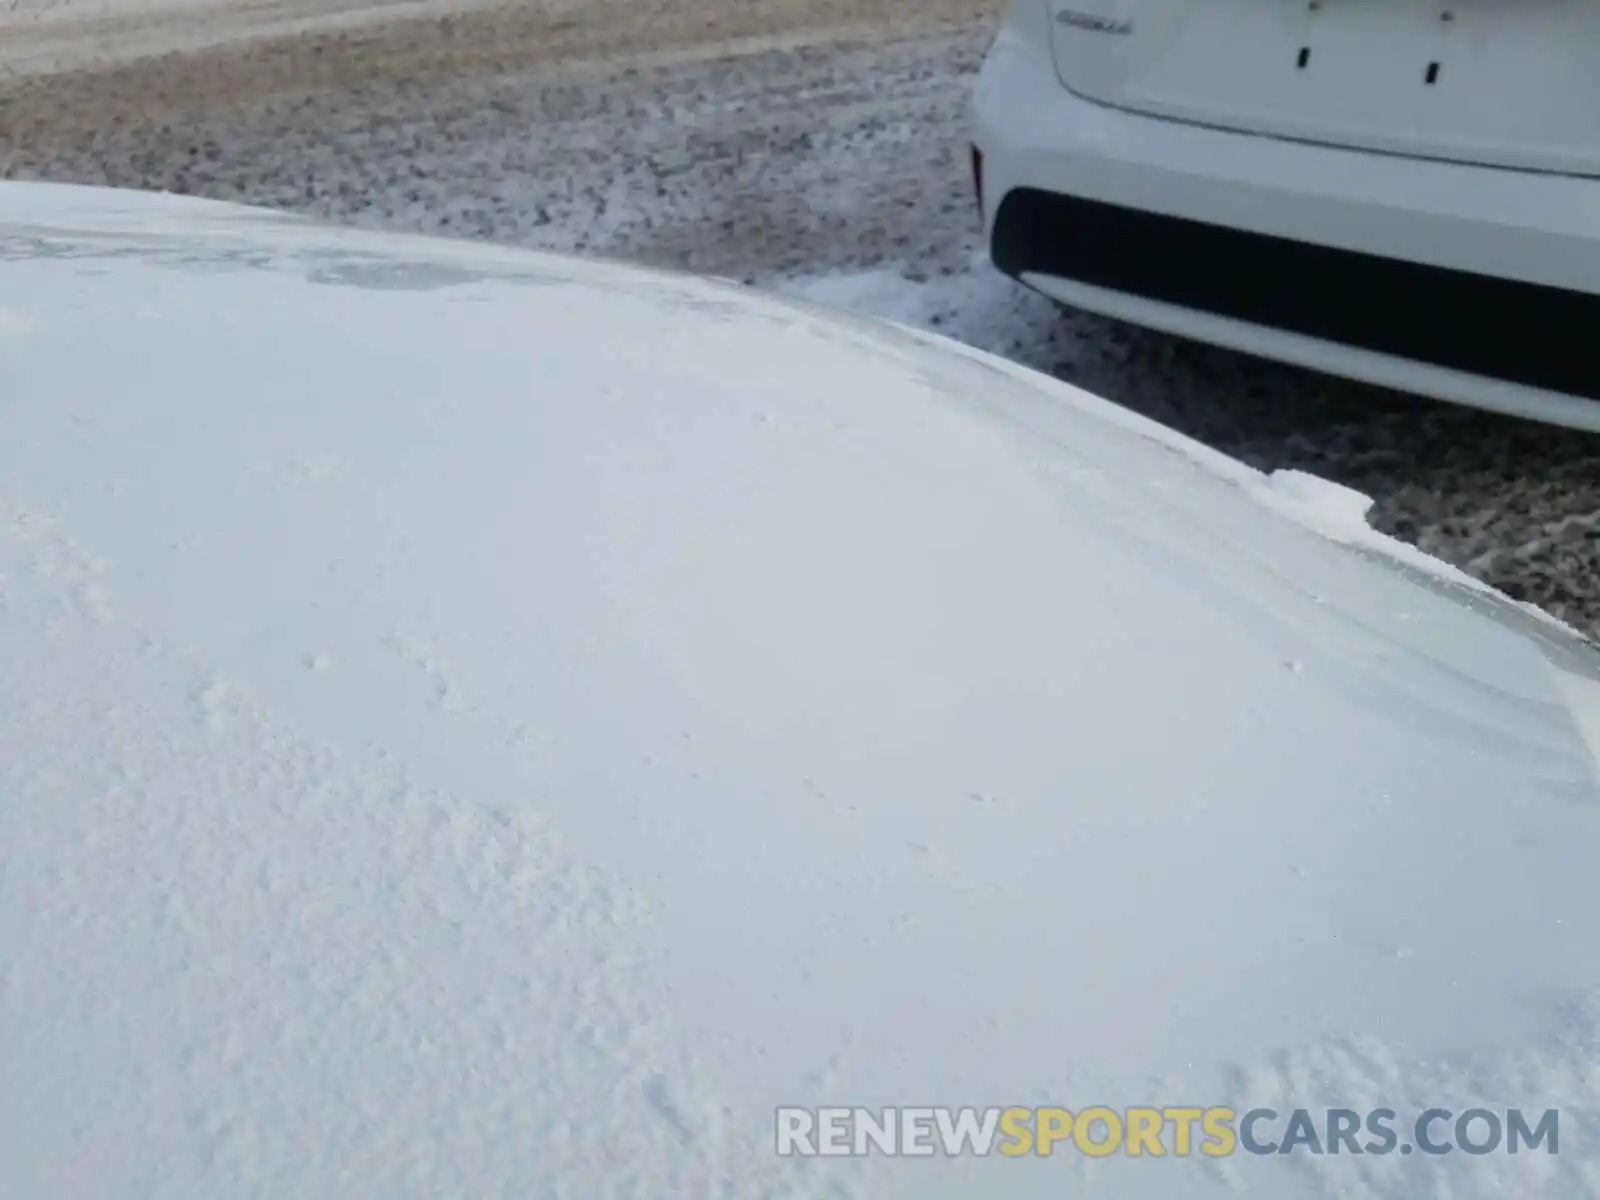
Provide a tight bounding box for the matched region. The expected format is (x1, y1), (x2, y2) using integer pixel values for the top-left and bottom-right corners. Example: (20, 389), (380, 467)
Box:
(774, 1105), (1560, 1158)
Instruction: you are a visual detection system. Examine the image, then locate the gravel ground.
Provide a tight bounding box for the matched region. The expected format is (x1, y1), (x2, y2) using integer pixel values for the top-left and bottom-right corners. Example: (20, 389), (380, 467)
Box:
(3, 4), (1599, 635)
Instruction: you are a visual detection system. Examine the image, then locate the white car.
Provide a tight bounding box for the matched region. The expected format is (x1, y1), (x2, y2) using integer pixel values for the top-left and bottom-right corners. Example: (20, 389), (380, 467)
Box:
(971, 1), (1600, 432)
(3, 181), (1600, 1199)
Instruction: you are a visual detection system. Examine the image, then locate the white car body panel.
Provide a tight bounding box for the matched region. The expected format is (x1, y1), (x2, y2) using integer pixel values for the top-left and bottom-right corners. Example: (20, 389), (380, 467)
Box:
(3, 182), (1600, 1198)
(1045, 0), (1600, 178)
(972, 0), (1600, 431)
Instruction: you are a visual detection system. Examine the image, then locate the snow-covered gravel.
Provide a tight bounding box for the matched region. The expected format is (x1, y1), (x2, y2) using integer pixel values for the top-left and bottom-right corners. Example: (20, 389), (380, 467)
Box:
(2, 5), (1598, 634)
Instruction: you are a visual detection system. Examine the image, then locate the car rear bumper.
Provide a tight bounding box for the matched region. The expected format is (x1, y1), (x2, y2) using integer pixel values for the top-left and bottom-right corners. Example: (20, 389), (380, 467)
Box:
(971, 29), (1600, 430)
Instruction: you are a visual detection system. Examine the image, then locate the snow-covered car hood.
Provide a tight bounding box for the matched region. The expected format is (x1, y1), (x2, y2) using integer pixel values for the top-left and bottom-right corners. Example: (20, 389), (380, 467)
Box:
(2, 182), (1598, 1200)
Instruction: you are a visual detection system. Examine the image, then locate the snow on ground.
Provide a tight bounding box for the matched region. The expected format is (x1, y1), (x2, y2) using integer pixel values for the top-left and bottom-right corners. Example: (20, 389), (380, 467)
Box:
(4, 11), (1594, 635)
(0, 0), (507, 78)
(0, 0), (991, 80)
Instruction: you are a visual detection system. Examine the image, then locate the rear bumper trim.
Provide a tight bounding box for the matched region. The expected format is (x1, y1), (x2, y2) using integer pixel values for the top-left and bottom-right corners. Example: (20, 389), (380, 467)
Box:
(991, 187), (1600, 401)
